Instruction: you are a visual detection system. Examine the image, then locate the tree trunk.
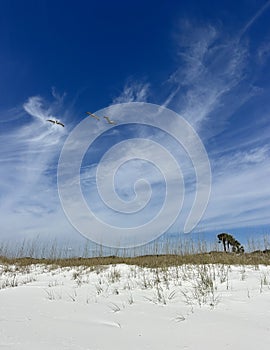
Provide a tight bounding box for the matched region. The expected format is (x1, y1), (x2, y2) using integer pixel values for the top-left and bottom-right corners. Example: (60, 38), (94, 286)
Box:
(222, 239), (226, 252)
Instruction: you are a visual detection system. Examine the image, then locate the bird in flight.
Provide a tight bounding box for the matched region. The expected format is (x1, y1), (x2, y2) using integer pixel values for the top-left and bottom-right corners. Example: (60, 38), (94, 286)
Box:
(103, 116), (117, 125)
(86, 112), (100, 120)
(47, 119), (64, 127)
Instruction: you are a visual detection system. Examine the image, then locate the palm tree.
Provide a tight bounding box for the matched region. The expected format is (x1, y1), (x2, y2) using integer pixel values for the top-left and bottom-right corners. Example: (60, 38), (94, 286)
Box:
(217, 233), (230, 252)
(217, 233), (244, 253)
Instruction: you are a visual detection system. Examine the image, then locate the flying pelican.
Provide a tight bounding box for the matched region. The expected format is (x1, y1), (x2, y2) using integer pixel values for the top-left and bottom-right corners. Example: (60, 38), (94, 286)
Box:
(103, 116), (117, 125)
(47, 119), (65, 127)
(86, 111), (100, 120)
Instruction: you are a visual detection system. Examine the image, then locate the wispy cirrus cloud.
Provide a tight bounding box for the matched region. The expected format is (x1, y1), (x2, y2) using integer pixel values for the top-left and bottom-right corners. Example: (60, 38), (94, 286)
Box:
(0, 107), (27, 124)
(2, 5), (270, 249)
(113, 80), (150, 104)
(200, 145), (270, 230)
(0, 93), (73, 241)
(164, 1), (270, 136)
(162, 20), (270, 233)
(239, 0), (270, 38)
(165, 21), (252, 132)
(110, 14), (270, 235)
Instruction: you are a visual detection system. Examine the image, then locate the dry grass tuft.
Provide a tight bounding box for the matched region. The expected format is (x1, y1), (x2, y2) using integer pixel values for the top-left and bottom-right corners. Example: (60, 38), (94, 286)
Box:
(0, 251), (270, 269)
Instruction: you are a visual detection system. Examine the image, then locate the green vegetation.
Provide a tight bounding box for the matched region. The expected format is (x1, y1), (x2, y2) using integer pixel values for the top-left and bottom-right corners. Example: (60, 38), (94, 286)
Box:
(217, 233), (245, 253)
(0, 233), (270, 268)
(1, 251), (270, 269)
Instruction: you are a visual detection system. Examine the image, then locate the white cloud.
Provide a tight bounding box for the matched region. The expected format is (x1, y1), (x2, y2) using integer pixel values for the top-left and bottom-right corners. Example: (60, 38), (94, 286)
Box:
(0, 107), (26, 123)
(78, 129), (202, 236)
(197, 144), (270, 231)
(2, 12), (270, 248)
(239, 0), (270, 38)
(213, 146), (269, 172)
(166, 21), (251, 132)
(0, 94), (70, 241)
(105, 21), (270, 236)
(113, 80), (150, 104)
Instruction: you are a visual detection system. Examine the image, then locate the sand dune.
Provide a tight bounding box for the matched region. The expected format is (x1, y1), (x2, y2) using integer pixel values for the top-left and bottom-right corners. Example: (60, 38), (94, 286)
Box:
(1, 263), (270, 349)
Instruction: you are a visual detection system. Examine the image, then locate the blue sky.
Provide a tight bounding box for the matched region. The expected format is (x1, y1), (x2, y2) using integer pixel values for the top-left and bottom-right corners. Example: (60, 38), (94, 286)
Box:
(1, 0), (270, 251)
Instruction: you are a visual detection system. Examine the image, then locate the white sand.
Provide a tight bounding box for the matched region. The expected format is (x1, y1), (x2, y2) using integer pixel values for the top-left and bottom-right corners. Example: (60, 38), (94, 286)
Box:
(1, 263), (270, 349)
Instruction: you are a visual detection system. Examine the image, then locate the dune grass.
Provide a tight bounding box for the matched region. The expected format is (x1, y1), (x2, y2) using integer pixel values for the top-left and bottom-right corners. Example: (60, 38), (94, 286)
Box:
(1, 234), (270, 268)
(1, 251), (270, 269)
(1, 238), (270, 309)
